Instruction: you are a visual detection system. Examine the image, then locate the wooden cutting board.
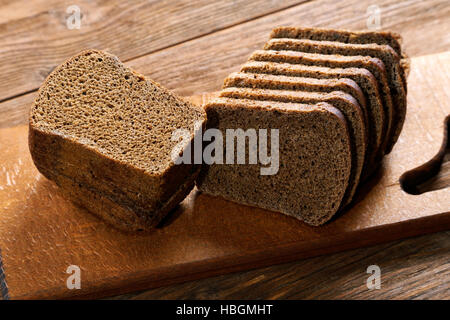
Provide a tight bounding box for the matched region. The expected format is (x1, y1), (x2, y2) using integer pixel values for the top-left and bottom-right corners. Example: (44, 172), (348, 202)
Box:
(0, 52), (449, 300)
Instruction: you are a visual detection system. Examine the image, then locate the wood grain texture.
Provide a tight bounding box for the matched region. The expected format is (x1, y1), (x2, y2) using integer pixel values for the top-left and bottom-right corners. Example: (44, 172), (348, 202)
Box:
(0, 92), (36, 128)
(1, 0), (449, 128)
(418, 161), (450, 194)
(110, 231), (450, 300)
(0, 51), (448, 300)
(128, 0), (450, 97)
(0, 0), (305, 101)
(400, 115), (450, 195)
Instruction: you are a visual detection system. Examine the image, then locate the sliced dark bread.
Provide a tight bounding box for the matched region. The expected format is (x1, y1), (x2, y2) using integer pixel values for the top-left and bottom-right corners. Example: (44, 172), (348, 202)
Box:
(265, 38), (405, 90)
(197, 98), (352, 226)
(236, 63), (385, 173)
(264, 38), (407, 152)
(240, 61), (387, 172)
(222, 71), (379, 177)
(223, 72), (367, 122)
(270, 26), (410, 81)
(220, 87), (365, 207)
(270, 27), (404, 56)
(249, 50), (397, 154)
(29, 49), (207, 231)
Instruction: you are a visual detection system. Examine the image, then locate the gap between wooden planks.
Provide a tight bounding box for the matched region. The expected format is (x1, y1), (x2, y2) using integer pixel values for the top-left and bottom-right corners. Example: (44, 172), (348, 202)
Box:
(110, 231), (450, 300)
(1, 0), (450, 128)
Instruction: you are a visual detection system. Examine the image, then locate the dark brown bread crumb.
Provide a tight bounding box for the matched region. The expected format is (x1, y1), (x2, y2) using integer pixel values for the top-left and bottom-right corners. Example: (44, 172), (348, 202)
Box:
(264, 39), (406, 153)
(219, 87), (365, 207)
(249, 50), (396, 155)
(240, 61), (386, 173)
(197, 98), (352, 226)
(29, 49), (207, 231)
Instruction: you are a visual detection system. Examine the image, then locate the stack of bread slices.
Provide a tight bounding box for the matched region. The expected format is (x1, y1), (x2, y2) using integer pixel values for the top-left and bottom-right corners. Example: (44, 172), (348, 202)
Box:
(197, 27), (409, 226)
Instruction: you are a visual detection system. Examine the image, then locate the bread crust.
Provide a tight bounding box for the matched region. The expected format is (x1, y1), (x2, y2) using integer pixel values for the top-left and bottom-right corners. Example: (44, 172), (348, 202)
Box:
(270, 27), (404, 55)
(270, 26), (409, 86)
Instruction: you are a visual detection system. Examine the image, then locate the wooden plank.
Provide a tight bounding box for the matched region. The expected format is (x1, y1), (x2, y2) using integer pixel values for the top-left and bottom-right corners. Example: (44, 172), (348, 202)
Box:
(1, 0), (449, 128)
(111, 231), (450, 299)
(128, 0), (450, 97)
(0, 51), (448, 300)
(0, 0), (305, 101)
(0, 92), (35, 128)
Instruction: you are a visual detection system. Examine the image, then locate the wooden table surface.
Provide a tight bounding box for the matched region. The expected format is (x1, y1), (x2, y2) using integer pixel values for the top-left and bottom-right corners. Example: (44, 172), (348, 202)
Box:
(0, 0), (449, 299)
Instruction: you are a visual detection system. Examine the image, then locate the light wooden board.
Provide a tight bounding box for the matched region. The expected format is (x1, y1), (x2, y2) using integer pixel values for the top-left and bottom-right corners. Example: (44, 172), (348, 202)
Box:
(0, 51), (448, 300)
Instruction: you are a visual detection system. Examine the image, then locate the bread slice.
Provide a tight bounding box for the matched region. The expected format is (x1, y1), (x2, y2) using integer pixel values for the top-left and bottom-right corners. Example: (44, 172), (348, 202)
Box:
(270, 27), (404, 56)
(264, 38), (407, 152)
(223, 72), (368, 125)
(197, 98), (352, 226)
(221, 71), (379, 178)
(29, 50), (207, 231)
(270, 26), (410, 81)
(249, 50), (396, 155)
(240, 60), (386, 171)
(219, 87), (365, 207)
(265, 38), (405, 89)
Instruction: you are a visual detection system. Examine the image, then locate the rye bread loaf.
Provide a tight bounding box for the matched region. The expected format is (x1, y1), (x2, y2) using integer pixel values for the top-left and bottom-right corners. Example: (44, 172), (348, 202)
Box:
(264, 38), (407, 152)
(197, 98), (352, 226)
(270, 26), (410, 81)
(219, 87), (365, 206)
(240, 60), (386, 170)
(249, 50), (396, 155)
(29, 49), (207, 231)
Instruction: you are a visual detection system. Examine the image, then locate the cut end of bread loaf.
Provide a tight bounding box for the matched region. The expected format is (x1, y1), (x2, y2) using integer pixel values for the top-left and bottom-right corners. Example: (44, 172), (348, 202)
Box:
(31, 50), (205, 174)
(29, 49), (206, 231)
